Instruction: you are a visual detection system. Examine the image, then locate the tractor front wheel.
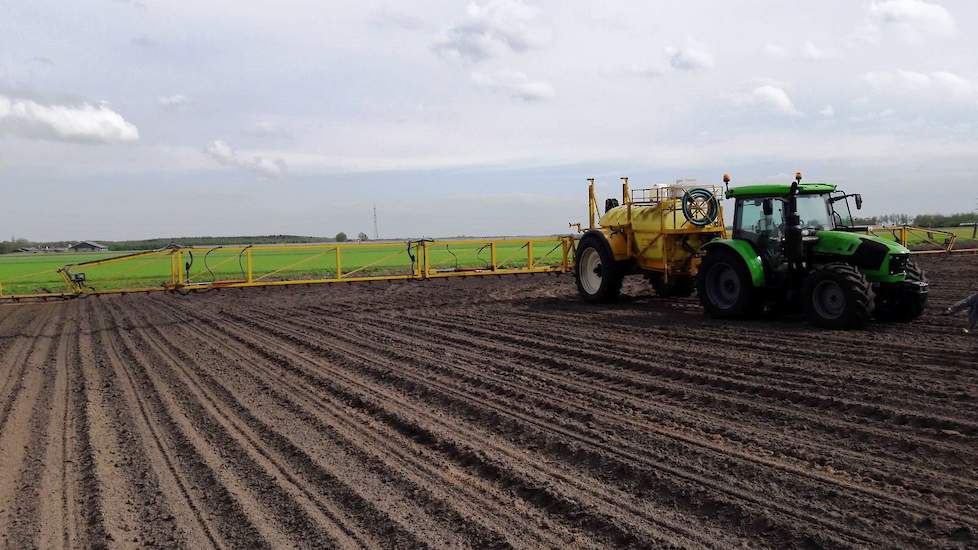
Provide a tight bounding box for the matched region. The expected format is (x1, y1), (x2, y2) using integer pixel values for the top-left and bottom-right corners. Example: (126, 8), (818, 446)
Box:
(697, 247), (761, 318)
(875, 259), (928, 322)
(803, 263), (875, 329)
(574, 233), (625, 303)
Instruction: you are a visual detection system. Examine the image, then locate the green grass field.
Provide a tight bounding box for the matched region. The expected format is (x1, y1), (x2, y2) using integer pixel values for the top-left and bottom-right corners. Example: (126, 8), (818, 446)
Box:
(5, 227), (970, 297)
(869, 226), (977, 246)
(0, 240), (569, 296)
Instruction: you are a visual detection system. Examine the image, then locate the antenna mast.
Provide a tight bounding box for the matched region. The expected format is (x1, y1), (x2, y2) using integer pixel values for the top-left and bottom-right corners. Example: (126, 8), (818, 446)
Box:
(372, 203), (379, 240)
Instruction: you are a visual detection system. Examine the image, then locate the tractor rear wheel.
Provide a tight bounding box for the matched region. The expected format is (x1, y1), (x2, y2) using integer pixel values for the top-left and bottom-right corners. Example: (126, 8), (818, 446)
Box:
(802, 263), (875, 329)
(574, 233), (625, 303)
(697, 246), (761, 318)
(875, 259), (928, 322)
(648, 273), (695, 298)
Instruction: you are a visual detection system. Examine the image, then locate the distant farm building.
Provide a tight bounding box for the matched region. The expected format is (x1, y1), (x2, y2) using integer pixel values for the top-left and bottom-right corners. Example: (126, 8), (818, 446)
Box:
(69, 241), (108, 252)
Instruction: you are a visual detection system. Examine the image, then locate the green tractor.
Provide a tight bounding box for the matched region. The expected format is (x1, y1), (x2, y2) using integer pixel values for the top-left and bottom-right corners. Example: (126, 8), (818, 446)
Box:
(697, 173), (927, 329)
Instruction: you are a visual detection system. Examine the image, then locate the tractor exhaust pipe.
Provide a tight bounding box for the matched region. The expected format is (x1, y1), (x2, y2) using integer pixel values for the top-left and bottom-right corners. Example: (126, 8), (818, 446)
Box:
(785, 172), (803, 262)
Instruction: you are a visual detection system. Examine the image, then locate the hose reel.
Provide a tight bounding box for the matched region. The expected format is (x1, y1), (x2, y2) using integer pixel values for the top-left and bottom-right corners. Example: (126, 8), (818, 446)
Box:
(681, 188), (720, 227)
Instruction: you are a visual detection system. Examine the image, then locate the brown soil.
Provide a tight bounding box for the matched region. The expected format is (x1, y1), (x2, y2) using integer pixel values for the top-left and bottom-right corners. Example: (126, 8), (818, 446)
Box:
(1, 254), (976, 549)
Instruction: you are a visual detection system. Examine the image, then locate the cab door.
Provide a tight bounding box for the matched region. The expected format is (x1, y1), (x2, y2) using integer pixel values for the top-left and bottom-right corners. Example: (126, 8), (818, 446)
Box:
(733, 198), (786, 270)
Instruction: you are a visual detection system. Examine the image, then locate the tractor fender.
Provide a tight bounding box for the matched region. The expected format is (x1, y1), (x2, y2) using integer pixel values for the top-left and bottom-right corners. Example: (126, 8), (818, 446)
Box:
(701, 239), (765, 287)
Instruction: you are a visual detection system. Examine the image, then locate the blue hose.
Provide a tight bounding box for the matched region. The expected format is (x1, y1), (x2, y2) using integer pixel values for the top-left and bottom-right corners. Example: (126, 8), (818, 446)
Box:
(682, 188), (720, 226)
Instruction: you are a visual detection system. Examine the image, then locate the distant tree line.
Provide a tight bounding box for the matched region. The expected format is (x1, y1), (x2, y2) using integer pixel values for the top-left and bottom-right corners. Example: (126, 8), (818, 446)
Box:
(0, 232), (378, 254)
(0, 235), (332, 254)
(910, 212), (978, 228)
(852, 213), (913, 226)
(0, 238), (32, 255)
(104, 235), (337, 250)
(853, 212), (977, 228)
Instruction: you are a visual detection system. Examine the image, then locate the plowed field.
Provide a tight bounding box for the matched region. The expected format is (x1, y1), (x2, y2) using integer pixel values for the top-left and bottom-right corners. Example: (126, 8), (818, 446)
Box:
(1, 254), (976, 549)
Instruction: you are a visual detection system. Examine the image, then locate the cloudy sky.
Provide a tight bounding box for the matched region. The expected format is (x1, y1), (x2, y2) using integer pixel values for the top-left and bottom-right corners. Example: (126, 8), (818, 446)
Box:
(2, 0), (977, 241)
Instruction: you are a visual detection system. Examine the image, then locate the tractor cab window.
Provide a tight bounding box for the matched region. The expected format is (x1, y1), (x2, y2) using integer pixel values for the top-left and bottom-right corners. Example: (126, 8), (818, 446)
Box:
(795, 194), (834, 230)
(734, 198), (784, 253)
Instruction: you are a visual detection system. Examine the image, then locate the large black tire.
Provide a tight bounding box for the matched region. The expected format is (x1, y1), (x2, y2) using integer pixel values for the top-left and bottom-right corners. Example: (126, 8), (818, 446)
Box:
(802, 263), (875, 329)
(875, 259), (928, 322)
(648, 273), (695, 298)
(696, 246), (762, 318)
(574, 232), (625, 303)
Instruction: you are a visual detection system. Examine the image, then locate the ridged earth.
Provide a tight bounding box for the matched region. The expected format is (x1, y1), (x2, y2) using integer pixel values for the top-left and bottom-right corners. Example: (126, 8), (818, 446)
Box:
(0, 254), (975, 549)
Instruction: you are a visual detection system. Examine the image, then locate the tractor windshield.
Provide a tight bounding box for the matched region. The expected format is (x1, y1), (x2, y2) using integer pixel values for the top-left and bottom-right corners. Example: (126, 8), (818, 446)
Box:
(795, 194), (834, 230)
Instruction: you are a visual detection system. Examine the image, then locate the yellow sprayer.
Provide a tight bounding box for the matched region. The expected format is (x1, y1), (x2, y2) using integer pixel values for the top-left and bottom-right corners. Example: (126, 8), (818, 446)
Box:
(573, 177), (726, 301)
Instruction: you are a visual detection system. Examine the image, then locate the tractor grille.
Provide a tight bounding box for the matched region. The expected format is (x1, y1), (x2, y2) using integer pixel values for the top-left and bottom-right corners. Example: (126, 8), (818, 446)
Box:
(889, 253), (909, 275)
(852, 238), (889, 270)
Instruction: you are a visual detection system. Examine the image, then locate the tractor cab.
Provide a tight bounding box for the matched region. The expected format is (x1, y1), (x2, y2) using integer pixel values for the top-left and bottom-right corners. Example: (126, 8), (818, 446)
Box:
(730, 183), (836, 270)
(696, 173), (928, 329)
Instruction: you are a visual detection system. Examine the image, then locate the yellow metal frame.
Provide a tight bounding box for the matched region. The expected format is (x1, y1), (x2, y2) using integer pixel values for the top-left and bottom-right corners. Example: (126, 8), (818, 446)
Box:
(867, 225), (958, 253)
(421, 237), (573, 278)
(1, 237), (577, 301)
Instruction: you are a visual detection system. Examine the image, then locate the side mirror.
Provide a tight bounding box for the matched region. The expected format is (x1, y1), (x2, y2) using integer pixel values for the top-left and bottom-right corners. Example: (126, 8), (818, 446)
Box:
(762, 199), (774, 216)
(855, 194), (863, 210)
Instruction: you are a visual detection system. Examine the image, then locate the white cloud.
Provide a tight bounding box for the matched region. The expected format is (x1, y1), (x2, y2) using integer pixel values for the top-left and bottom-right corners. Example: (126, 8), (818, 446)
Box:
(249, 119), (292, 139)
(849, 108), (896, 123)
(433, 0), (547, 62)
(800, 41), (836, 61)
(864, 69), (977, 99)
(746, 85), (803, 116)
(157, 94), (190, 108)
(471, 70), (555, 101)
(819, 105), (835, 117)
(624, 64), (662, 79)
(666, 41), (714, 71)
(868, 0), (955, 39)
(930, 71), (977, 98)
(763, 43), (789, 59)
(0, 94), (139, 143)
(369, 8), (426, 31)
(765, 41), (836, 61)
(204, 139), (287, 178)
(130, 35), (157, 48)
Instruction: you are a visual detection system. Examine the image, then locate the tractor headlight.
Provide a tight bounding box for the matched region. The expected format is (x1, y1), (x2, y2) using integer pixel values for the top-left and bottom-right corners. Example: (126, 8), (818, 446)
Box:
(889, 254), (909, 275)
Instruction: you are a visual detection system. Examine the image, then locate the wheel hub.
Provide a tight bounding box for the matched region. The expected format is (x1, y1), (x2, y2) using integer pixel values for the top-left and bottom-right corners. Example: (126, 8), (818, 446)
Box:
(812, 280), (845, 320)
(579, 247), (603, 295)
(705, 262), (740, 309)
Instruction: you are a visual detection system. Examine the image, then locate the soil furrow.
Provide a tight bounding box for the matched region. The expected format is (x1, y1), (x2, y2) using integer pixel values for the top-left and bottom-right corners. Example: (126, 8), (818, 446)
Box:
(0, 306), (57, 434)
(100, 299), (350, 549)
(433, 305), (975, 415)
(342, 310), (978, 511)
(107, 298), (426, 549)
(427, 307), (977, 468)
(199, 307), (714, 548)
(217, 307), (867, 548)
(5, 315), (66, 549)
(243, 306), (961, 547)
(0, 307), (61, 547)
(86, 298), (267, 549)
(65, 302), (108, 550)
(389, 309), (978, 481)
(0, 254), (973, 549)
(142, 297), (548, 549)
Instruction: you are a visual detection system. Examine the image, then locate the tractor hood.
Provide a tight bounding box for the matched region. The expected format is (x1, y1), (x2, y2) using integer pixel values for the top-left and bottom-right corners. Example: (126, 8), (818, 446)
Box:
(812, 230), (911, 283)
(813, 231), (909, 256)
